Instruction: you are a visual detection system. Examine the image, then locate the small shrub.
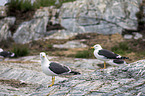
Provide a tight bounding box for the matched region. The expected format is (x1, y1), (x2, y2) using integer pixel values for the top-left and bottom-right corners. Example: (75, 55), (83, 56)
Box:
(75, 50), (94, 58)
(111, 42), (131, 55)
(7, 0), (36, 13)
(11, 44), (29, 57)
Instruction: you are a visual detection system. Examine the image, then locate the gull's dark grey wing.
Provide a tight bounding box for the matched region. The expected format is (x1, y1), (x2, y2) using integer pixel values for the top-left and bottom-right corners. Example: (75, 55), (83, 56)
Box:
(49, 62), (70, 74)
(98, 49), (119, 59)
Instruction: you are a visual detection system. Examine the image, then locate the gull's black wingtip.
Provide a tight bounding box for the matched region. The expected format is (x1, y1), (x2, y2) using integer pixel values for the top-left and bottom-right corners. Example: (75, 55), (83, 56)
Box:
(70, 71), (81, 75)
(121, 57), (129, 59)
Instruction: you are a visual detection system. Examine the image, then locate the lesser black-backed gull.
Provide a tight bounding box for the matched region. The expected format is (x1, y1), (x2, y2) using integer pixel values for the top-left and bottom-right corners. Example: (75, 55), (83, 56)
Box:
(40, 52), (80, 87)
(91, 44), (129, 69)
(0, 48), (15, 61)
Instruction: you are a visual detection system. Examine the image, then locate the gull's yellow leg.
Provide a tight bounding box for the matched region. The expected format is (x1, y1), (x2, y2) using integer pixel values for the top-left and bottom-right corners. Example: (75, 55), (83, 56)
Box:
(48, 76), (55, 87)
(104, 61), (106, 69)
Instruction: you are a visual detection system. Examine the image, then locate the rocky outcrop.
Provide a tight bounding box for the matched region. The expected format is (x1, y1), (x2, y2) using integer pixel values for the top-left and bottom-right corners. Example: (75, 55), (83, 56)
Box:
(12, 8), (50, 44)
(0, 0), (143, 43)
(0, 55), (145, 95)
(13, 17), (48, 44)
(48, 0), (142, 39)
(12, 7), (60, 44)
(0, 17), (16, 41)
(53, 40), (88, 48)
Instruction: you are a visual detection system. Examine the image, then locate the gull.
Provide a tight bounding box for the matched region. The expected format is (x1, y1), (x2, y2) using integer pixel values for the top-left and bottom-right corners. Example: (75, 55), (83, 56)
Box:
(40, 52), (80, 87)
(91, 44), (129, 69)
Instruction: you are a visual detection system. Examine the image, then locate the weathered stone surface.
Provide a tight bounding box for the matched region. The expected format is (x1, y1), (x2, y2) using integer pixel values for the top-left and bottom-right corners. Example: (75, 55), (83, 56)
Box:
(47, 29), (78, 39)
(13, 17), (48, 44)
(53, 40), (88, 48)
(133, 32), (143, 39)
(0, 17), (16, 41)
(33, 6), (59, 25)
(123, 32), (143, 40)
(47, 0), (141, 39)
(0, 55), (145, 96)
(12, 7), (51, 44)
(1, 0), (143, 42)
(124, 34), (133, 39)
(12, 7), (61, 44)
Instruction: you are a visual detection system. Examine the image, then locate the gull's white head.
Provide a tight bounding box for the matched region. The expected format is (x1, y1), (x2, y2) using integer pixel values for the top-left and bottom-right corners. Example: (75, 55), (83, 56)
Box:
(91, 44), (102, 50)
(40, 52), (50, 65)
(0, 48), (3, 52)
(40, 52), (47, 61)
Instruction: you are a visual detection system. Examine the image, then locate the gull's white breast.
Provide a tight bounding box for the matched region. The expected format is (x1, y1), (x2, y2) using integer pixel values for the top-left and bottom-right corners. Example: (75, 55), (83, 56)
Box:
(41, 62), (57, 76)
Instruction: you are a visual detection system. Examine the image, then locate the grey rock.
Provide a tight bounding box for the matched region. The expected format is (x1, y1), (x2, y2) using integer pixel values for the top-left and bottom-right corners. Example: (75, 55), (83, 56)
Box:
(0, 55), (145, 96)
(13, 7), (60, 44)
(13, 17), (48, 44)
(133, 32), (143, 40)
(47, 29), (78, 39)
(33, 7), (60, 25)
(3, 17), (16, 26)
(33, 7), (50, 18)
(124, 34), (133, 39)
(53, 40), (88, 48)
(0, 17), (16, 41)
(47, 0), (141, 39)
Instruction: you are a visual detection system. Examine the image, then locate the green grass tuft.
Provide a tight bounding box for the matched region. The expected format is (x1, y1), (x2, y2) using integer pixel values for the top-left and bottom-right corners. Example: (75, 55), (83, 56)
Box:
(75, 50), (94, 58)
(7, 0), (76, 13)
(111, 42), (132, 55)
(11, 44), (29, 57)
(7, 0), (36, 12)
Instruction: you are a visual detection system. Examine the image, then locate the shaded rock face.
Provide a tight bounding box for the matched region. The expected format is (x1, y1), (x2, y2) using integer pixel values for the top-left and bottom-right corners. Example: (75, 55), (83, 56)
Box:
(12, 7), (50, 44)
(0, 17), (16, 41)
(0, 55), (145, 95)
(13, 17), (48, 44)
(12, 7), (60, 44)
(48, 0), (141, 39)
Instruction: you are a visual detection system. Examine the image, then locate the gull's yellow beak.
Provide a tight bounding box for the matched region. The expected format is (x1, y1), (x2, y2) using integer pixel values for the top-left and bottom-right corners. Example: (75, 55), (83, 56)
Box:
(43, 56), (45, 58)
(91, 47), (94, 49)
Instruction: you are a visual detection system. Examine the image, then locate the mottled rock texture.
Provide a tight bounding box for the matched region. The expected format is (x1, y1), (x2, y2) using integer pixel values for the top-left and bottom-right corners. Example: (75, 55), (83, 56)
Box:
(0, 0), (143, 43)
(0, 55), (145, 96)
(48, 0), (141, 39)
(0, 17), (15, 41)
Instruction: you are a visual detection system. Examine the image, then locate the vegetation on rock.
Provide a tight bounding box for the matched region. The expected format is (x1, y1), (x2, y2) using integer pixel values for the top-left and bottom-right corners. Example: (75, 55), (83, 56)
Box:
(11, 44), (29, 57)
